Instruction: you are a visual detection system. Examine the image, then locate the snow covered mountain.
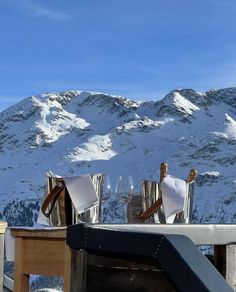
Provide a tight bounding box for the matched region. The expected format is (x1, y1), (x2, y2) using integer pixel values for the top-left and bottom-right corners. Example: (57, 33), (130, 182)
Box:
(1, 88), (236, 226)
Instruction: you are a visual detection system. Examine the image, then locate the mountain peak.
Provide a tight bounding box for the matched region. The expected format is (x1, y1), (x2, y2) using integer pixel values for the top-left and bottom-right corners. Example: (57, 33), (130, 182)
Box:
(157, 89), (200, 119)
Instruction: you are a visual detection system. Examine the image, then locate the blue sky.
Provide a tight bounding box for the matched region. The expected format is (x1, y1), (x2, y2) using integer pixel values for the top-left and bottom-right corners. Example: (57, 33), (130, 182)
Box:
(0, 0), (236, 111)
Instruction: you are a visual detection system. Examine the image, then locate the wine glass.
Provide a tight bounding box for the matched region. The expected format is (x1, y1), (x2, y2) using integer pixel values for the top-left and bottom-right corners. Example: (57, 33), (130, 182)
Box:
(101, 175), (112, 222)
(115, 175), (135, 223)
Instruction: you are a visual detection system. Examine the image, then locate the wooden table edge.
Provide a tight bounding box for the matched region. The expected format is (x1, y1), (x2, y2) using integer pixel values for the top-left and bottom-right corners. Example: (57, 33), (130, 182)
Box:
(10, 227), (67, 239)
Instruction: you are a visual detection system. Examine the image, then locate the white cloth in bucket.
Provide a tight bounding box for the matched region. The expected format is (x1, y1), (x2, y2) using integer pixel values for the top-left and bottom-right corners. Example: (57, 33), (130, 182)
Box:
(64, 174), (98, 214)
(160, 175), (187, 223)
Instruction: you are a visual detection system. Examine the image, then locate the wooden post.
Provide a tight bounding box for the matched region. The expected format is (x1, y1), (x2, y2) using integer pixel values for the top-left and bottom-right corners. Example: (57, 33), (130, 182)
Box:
(64, 244), (72, 292)
(70, 249), (88, 292)
(0, 235), (3, 292)
(14, 237), (30, 292)
(214, 245), (226, 277)
(0, 221), (7, 292)
(226, 245), (236, 290)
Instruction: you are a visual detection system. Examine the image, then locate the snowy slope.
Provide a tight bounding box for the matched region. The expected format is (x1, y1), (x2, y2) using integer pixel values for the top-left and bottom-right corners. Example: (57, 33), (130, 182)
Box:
(0, 88), (236, 225)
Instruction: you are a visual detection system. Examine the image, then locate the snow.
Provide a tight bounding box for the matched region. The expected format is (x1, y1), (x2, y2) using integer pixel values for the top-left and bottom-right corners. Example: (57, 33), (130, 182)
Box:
(201, 171), (220, 177)
(67, 134), (117, 161)
(172, 92), (200, 114)
(225, 113), (236, 139)
(0, 87), (236, 228)
(31, 95), (89, 144)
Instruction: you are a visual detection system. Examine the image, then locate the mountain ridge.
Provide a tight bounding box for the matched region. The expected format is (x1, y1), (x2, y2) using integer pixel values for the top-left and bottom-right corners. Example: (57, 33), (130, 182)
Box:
(0, 87), (236, 225)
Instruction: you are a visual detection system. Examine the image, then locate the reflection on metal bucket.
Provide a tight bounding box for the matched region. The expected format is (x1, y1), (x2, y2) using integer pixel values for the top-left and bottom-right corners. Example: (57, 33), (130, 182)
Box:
(76, 173), (104, 224)
(141, 179), (165, 223)
(45, 173), (104, 226)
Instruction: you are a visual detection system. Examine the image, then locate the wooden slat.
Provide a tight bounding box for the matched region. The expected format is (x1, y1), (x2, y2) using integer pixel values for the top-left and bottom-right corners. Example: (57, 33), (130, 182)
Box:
(20, 238), (66, 276)
(86, 252), (176, 292)
(87, 265), (176, 292)
(70, 249), (88, 292)
(214, 245), (226, 277)
(69, 249), (176, 292)
(0, 222), (7, 292)
(14, 237), (30, 292)
(0, 234), (4, 292)
(64, 243), (72, 291)
(10, 227), (66, 239)
(226, 245), (236, 290)
(87, 251), (162, 271)
(0, 221), (7, 234)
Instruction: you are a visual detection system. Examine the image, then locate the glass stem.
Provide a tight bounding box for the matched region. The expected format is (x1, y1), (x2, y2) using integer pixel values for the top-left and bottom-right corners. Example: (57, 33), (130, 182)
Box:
(124, 203), (128, 223)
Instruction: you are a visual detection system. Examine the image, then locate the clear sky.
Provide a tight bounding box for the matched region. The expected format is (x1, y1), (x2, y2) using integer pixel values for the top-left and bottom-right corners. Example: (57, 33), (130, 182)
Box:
(0, 0), (236, 111)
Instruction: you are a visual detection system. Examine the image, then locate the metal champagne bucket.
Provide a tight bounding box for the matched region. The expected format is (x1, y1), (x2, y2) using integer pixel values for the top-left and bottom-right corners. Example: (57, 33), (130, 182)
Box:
(139, 165), (197, 224)
(45, 173), (104, 226)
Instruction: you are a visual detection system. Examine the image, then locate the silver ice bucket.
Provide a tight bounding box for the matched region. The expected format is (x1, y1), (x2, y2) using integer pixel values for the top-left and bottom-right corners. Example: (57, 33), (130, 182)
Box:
(43, 173), (104, 226)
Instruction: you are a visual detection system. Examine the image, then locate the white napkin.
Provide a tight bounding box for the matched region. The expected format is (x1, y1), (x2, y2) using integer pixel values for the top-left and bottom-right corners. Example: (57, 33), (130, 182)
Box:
(160, 175), (187, 223)
(5, 228), (15, 262)
(64, 174), (98, 214)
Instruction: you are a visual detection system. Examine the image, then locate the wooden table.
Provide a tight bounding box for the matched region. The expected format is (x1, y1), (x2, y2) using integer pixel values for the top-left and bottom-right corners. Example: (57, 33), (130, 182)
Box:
(0, 221), (8, 291)
(11, 227), (71, 292)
